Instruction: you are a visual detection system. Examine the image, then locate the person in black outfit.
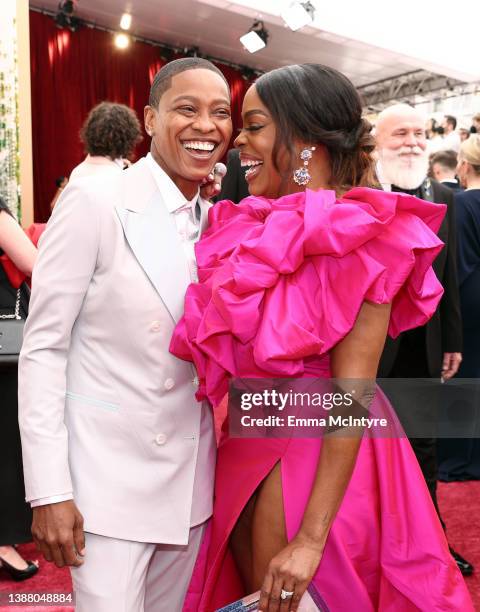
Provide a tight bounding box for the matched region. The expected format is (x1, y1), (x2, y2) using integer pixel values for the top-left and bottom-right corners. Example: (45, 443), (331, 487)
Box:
(217, 148), (249, 203)
(0, 197), (38, 580)
(375, 104), (473, 576)
(438, 135), (480, 481)
(454, 135), (480, 379)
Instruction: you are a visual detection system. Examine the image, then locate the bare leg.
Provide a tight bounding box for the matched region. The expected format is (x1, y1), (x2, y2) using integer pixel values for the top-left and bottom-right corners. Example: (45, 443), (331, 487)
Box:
(230, 491), (256, 590)
(231, 462), (288, 593)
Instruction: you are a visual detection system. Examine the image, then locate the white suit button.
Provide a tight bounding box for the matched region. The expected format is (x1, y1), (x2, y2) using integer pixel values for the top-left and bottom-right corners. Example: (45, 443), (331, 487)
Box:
(150, 321), (161, 332)
(164, 378), (175, 390)
(155, 433), (167, 445)
(192, 376), (199, 387)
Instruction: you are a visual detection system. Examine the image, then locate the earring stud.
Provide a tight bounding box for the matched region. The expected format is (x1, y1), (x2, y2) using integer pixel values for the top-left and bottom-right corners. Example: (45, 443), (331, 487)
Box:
(293, 146), (316, 186)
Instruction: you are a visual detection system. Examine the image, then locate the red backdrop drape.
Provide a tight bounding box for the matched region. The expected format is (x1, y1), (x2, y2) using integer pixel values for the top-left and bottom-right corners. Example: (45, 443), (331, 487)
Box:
(29, 10), (251, 222)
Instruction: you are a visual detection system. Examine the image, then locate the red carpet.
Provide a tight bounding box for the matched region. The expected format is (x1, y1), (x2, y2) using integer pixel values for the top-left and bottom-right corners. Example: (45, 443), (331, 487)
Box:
(1, 482), (478, 610)
(438, 481), (480, 609)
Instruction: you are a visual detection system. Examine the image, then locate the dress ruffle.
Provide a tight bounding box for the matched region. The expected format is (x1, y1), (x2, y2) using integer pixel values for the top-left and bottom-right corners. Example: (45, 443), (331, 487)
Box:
(170, 187), (446, 406)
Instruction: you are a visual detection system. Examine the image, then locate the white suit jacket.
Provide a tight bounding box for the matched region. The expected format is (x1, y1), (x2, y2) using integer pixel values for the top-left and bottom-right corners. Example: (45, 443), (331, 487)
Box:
(18, 158), (216, 545)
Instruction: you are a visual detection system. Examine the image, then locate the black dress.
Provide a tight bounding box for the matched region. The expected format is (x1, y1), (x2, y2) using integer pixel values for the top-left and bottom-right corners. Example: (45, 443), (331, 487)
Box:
(0, 205), (32, 544)
(438, 189), (480, 481)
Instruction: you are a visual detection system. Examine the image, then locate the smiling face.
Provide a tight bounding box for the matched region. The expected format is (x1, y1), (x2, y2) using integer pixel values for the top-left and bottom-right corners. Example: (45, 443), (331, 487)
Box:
(144, 68), (232, 198)
(234, 85), (289, 199)
(376, 105), (429, 189)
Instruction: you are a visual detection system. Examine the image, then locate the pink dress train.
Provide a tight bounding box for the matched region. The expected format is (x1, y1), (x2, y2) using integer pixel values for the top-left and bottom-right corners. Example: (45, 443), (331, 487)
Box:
(170, 188), (473, 611)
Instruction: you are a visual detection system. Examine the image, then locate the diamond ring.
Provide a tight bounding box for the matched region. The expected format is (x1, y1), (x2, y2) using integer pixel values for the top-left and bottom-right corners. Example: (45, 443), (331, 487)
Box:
(280, 589), (295, 600)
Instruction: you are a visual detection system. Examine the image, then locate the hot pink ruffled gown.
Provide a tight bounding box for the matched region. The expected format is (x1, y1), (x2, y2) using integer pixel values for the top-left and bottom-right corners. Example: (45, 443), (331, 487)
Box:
(170, 188), (473, 611)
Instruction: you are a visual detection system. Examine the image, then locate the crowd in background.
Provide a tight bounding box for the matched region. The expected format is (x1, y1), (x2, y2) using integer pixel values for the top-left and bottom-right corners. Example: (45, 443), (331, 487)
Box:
(426, 113), (480, 154)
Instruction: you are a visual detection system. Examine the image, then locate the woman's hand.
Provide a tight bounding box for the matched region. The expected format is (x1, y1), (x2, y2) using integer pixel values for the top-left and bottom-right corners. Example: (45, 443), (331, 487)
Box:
(258, 532), (325, 612)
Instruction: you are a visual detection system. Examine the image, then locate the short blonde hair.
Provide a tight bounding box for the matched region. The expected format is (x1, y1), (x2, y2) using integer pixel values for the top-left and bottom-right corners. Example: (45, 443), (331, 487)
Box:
(459, 134), (480, 174)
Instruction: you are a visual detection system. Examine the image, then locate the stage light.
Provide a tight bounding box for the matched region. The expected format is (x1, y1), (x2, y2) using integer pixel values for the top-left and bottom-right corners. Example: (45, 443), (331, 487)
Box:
(54, 0), (81, 32)
(120, 13), (132, 30)
(60, 0), (74, 14)
(281, 1), (316, 31)
(240, 20), (269, 54)
(114, 33), (130, 49)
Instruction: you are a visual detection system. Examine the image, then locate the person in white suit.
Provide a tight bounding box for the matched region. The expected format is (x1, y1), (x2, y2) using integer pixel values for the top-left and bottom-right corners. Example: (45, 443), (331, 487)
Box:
(18, 58), (232, 611)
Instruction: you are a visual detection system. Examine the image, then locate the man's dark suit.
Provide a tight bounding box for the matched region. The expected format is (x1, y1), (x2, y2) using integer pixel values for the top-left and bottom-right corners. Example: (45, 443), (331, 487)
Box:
(379, 179), (462, 377)
(218, 149), (250, 204)
(379, 179), (462, 523)
(440, 179), (463, 193)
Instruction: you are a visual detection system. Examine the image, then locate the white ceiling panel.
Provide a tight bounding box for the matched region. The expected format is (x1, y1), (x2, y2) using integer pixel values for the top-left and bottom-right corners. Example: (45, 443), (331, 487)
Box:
(30, 0), (464, 88)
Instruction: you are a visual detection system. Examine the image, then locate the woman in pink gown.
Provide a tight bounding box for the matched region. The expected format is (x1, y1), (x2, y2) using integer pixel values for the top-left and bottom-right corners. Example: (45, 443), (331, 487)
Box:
(171, 64), (473, 611)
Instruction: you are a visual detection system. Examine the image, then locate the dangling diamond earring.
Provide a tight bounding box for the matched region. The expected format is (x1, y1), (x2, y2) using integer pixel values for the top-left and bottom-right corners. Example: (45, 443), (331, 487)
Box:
(293, 146), (316, 186)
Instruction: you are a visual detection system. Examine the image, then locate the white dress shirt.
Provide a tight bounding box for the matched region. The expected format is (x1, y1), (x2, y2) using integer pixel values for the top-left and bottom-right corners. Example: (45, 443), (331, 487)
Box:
(440, 131), (461, 153)
(31, 154), (202, 508)
(427, 136), (445, 154)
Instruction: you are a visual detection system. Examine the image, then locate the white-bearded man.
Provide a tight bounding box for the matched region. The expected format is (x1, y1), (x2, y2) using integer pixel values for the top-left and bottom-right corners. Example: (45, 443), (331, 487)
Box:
(376, 103), (473, 576)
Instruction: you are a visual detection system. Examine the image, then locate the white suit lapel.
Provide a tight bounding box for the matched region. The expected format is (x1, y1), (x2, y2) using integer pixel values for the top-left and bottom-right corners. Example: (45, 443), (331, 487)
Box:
(115, 160), (191, 323)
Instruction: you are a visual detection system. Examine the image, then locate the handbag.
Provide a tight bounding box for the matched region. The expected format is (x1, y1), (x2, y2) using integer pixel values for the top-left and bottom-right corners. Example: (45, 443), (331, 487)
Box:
(0, 288), (24, 366)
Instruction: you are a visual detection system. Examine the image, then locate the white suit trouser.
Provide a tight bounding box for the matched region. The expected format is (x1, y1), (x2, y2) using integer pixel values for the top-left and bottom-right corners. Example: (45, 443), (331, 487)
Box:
(71, 523), (204, 612)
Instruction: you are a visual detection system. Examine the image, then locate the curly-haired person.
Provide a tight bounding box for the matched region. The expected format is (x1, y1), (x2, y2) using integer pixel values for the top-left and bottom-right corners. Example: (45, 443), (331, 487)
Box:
(69, 102), (143, 182)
